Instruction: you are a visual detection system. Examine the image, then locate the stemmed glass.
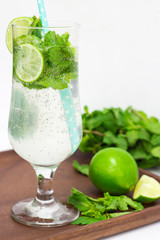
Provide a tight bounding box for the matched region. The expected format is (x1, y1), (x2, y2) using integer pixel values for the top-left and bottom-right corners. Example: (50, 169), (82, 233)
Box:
(8, 22), (82, 227)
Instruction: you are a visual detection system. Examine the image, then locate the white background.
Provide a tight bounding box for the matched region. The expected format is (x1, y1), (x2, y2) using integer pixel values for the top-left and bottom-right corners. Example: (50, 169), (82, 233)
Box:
(0, 0), (160, 239)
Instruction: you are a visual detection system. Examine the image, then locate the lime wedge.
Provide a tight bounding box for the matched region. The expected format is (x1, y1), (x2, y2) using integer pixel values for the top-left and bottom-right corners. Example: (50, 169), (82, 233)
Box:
(6, 17), (33, 53)
(15, 43), (44, 83)
(133, 175), (160, 203)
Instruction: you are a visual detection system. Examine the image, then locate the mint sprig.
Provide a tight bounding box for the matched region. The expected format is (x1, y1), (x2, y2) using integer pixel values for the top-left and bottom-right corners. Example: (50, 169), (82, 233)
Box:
(68, 188), (144, 225)
(73, 160), (89, 176)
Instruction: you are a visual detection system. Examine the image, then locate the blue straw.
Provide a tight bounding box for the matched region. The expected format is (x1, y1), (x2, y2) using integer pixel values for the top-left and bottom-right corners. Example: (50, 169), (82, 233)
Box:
(37, 0), (80, 153)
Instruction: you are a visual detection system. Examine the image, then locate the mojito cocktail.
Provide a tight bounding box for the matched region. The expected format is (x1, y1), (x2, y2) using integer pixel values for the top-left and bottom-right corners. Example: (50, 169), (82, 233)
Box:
(7, 17), (82, 227)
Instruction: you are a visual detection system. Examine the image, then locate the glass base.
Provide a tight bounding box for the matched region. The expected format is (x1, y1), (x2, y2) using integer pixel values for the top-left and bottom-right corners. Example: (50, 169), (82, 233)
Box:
(11, 198), (79, 227)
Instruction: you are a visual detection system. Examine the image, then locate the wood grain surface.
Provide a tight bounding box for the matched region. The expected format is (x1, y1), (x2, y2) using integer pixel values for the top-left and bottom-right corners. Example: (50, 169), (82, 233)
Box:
(0, 150), (160, 240)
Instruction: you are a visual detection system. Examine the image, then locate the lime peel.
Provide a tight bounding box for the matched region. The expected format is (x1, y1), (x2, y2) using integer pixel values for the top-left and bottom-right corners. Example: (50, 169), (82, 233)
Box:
(6, 17), (33, 53)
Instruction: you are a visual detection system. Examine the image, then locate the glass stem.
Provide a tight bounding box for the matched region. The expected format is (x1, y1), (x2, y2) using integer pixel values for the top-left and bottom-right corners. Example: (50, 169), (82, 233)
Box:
(32, 164), (59, 204)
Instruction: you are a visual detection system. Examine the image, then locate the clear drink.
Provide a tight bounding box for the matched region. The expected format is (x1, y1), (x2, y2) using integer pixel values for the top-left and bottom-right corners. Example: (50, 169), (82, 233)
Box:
(8, 78), (82, 166)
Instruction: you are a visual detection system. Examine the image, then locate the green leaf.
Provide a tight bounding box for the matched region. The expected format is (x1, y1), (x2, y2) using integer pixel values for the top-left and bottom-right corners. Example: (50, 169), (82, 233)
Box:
(149, 116), (159, 123)
(72, 216), (100, 225)
(116, 134), (128, 150)
(82, 204), (106, 220)
(137, 111), (148, 120)
(28, 16), (43, 39)
(21, 81), (45, 90)
(79, 133), (102, 154)
(100, 192), (118, 212)
(144, 121), (160, 134)
(117, 198), (129, 211)
(129, 143), (148, 160)
(110, 107), (124, 127)
(138, 128), (150, 141)
(151, 146), (160, 158)
(87, 110), (118, 133)
(123, 107), (142, 129)
(16, 35), (43, 50)
(151, 135), (160, 146)
(86, 113), (107, 130)
(84, 105), (89, 115)
(68, 188), (92, 211)
(104, 198), (118, 212)
(73, 160), (89, 176)
(38, 76), (68, 90)
(108, 212), (131, 218)
(142, 141), (153, 153)
(103, 131), (116, 145)
(44, 31), (58, 46)
(122, 196), (144, 211)
(126, 130), (139, 146)
(37, 174), (44, 183)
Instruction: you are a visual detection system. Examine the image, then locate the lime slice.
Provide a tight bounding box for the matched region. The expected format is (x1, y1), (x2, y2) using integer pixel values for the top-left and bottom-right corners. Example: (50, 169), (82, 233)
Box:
(133, 175), (160, 203)
(15, 43), (44, 83)
(6, 17), (33, 53)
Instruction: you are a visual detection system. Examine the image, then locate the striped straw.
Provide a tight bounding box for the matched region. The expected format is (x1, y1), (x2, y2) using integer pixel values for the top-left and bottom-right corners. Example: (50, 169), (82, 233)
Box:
(37, 0), (80, 153)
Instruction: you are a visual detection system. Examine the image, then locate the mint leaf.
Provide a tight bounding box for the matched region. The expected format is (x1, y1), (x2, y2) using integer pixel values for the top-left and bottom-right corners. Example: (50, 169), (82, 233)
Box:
(104, 198), (118, 212)
(68, 188), (92, 211)
(16, 35), (43, 50)
(116, 134), (128, 150)
(122, 195), (144, 211)
(43, 31), (77, 73)
(21, 81), (45, 90)
(108, 212), (131, 218)
(151, 146), (160, 158)
(151, 135), (160, 146)
(144, 121), (160, 134)
(72, 216), (100, 225)
(37, 174), (44, 183)
(103, 131), (116, 145)
(28, 16), (42, 39)
(110, 107), (124, 127)
(82, 204), (106, 220)
(73, 160), (89, 176)
(138, 128), (150, 141)
(126, 130), (139, 146)
(128, 143), (148, 160)
(38, 76), (68, 90)
(117, 198), (129, 211)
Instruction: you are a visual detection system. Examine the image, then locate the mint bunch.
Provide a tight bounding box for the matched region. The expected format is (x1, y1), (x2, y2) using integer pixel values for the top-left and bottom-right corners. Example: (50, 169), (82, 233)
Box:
(68, 188), (143, 225)
(80, 106), (160, 168)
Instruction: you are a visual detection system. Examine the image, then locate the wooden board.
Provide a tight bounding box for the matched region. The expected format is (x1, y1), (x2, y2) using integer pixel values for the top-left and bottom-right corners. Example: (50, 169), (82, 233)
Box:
(0, 150), (160, 240)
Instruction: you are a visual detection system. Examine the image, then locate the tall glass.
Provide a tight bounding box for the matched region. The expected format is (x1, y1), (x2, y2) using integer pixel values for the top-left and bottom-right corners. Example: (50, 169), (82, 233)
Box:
(8, 22), (82, 227)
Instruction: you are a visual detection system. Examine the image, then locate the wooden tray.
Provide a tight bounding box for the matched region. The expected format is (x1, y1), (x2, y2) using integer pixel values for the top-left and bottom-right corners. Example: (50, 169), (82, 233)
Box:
(0, 150), (160, 240)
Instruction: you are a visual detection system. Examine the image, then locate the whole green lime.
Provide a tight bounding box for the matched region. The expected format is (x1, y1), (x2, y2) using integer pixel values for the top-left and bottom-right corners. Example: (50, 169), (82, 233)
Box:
(89, 147), (139, 195)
